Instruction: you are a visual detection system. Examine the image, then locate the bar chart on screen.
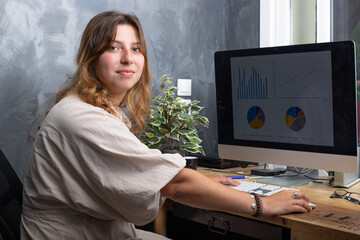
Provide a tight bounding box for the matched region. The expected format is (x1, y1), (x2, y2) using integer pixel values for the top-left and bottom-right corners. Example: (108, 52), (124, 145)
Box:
(235, 67), (269, 100)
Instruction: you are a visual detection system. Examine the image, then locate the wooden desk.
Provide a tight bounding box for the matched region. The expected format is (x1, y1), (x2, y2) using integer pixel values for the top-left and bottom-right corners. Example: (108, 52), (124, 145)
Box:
(194, 167), (360, 240)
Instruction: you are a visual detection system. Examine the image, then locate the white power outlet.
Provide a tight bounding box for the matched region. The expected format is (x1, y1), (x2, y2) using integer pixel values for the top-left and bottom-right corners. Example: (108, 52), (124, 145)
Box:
(177, 79), (192, 96)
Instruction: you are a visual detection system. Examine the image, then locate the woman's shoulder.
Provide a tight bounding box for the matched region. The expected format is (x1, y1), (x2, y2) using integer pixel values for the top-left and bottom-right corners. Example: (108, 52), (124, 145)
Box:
(44, 94), (107, 128)
(56, 93), (87, 108)
(51, 93), (105, 117)
(44, 93), (120, 132)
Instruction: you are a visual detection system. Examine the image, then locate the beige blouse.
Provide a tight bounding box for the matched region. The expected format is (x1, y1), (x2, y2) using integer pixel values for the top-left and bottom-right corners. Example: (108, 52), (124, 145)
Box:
(21, 93), (185, 240)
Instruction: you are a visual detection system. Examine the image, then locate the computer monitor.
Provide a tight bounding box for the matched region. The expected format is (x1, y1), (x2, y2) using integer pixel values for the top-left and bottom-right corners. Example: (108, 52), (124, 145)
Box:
(214, 41), (358, 186)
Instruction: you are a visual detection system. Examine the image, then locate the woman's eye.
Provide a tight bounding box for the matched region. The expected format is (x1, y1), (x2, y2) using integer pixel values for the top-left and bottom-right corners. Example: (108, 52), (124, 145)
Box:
(133, 47), (141, 53)
(109, 46), (119, 51)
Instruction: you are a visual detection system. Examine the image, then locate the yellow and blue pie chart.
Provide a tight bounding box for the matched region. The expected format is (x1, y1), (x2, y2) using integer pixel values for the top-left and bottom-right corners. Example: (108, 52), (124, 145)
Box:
(285, 106), (306, 132)
(247, 106), (265, 129)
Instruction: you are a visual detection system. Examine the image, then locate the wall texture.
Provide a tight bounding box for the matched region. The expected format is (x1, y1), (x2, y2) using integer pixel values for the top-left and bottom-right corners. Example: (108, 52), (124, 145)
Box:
(0, 0), (259, 180)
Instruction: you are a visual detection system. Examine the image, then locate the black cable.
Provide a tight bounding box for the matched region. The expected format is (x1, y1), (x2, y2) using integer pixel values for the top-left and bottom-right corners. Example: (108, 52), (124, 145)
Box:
(282, 168), (331, 181)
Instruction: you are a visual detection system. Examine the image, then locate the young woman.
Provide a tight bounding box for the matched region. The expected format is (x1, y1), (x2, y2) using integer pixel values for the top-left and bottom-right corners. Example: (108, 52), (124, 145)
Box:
(21, 11), (312, 240)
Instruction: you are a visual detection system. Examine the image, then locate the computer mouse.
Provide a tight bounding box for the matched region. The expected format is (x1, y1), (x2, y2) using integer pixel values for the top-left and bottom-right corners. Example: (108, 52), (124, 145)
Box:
(309, 203), (317, 209)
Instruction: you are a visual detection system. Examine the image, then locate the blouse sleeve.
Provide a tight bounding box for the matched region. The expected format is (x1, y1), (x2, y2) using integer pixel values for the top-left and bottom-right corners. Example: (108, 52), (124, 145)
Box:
(34, 98), (186, 225)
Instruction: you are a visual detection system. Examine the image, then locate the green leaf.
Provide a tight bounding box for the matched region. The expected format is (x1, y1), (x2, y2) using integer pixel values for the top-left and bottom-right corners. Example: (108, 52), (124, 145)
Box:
(194, 116), (209, 126)
(178, 145), (188, 151)
(148, 137), (160, 144)
(182, 143), (198, 148)
(172, 121), (180, 128)
(178, 113), (191, 120)
(191, 111), (199, 116)
(198, 147), (205, 155)
(182, 137), (189, 144)
(168, 86), (177, 92)
(151, 121), (162, 127)
(156, 106), (163, 113)
(182, 146), (205, 155)
(191, 105), (202, 112)
(145, 132), (155, 138)
(159, 127), (169, 135)
(160, 74), (171, 90)
(153, 127), (160, 135)
(170, 132), (180, 141)
(149, 143), (163, 149)
(178, 128), (195, 134)
(160, 82), (165, 90)
(167, 96), (174, 103)
(187, 136), (202, 144)
(153, 115), (163, 122)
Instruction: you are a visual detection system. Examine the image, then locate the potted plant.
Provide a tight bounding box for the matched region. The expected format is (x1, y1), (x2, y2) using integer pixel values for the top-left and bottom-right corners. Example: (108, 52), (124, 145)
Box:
(142, 74), (209, 158)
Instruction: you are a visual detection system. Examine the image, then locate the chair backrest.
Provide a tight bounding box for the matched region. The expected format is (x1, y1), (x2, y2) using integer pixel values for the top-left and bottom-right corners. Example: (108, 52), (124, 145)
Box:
(0, 149), (23, 240)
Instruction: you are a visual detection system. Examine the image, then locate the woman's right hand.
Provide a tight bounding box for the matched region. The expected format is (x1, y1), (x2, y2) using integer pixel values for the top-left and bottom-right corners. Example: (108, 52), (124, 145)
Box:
(262, 190), (313, 216)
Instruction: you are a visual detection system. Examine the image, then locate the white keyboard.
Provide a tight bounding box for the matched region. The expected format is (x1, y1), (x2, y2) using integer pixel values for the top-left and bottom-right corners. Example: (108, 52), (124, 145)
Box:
(230, 180), (298, 197)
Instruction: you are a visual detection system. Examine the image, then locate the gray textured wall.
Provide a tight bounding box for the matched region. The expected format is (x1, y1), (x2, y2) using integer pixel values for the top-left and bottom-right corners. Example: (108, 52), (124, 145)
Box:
(0, 0), (259, 180)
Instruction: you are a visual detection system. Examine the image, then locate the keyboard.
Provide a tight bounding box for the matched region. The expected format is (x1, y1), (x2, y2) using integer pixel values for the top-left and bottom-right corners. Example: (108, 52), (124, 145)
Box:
(230, 180), (298, 197)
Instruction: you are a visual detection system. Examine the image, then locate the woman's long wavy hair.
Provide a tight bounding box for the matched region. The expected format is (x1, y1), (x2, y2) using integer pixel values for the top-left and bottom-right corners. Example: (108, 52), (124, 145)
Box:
(55, 11), (151, 135)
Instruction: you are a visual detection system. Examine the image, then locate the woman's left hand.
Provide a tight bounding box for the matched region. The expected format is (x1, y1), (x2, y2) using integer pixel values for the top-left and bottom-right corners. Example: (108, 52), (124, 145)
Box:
(208, 175), (240, 186)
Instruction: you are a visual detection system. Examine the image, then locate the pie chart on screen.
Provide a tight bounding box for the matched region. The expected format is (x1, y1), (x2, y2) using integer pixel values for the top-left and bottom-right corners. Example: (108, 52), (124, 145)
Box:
(285, 106), (306, 132)
(247, 106), (265, 129)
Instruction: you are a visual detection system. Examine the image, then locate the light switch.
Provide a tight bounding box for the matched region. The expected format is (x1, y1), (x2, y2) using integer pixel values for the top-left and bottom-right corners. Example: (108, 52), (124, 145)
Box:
(177, 79), (192, 96)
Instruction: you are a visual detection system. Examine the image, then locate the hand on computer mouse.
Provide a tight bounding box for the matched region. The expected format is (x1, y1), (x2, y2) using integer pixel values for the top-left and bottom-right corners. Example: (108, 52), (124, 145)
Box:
(262, 190), (313, 216)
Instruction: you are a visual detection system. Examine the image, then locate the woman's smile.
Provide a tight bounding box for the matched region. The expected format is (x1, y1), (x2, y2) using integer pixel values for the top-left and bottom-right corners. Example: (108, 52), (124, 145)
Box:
(116, 69), (135, 78)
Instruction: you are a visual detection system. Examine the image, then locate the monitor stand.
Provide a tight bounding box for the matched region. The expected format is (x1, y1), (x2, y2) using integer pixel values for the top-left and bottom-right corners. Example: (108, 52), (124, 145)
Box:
(332, 148), (360, 187)
(255, 168), (319, 187)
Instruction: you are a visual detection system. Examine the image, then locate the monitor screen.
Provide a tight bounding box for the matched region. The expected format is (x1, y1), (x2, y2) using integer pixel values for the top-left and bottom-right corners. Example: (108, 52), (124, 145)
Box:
(215, 41), (357, 173)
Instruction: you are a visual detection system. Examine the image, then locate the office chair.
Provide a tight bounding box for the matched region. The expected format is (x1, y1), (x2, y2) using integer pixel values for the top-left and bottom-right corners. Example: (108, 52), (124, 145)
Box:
(0, 149), (23, 240)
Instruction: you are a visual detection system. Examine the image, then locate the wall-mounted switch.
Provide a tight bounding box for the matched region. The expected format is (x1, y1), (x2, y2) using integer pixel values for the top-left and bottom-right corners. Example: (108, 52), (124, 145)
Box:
(177, 79), (192, 96)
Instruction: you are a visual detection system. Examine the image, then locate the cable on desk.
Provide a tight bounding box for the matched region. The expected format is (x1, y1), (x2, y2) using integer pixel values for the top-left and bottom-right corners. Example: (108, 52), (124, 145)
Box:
(282, 168), (332, 182)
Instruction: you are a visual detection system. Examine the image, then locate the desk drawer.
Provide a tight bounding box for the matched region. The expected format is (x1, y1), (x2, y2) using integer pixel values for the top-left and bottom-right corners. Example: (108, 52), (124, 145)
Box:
(172, 203), (289, 240)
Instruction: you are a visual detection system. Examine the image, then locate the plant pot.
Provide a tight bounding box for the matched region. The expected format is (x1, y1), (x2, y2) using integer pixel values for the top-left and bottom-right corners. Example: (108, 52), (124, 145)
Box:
(184, 156), (198, 170)
(161, 148), (185, 157)
(161, 149), (197, 170)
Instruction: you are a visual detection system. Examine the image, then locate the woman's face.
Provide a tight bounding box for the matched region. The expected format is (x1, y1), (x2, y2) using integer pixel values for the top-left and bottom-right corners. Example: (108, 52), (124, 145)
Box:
(95, 24), (145, 105)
